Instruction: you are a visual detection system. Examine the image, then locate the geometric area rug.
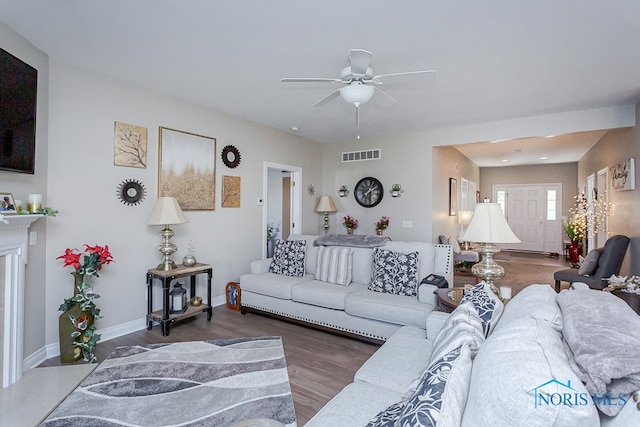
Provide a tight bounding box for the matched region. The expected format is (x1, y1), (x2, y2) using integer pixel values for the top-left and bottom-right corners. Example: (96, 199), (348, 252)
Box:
(40, 337), (297, 427)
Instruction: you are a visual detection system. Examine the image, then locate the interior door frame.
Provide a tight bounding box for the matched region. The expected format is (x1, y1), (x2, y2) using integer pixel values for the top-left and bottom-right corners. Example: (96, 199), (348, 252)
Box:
(263, 162), (302, 258)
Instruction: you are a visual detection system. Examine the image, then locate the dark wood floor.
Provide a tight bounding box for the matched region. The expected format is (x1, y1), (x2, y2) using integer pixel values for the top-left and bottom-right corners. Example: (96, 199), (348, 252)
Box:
(40, 306), (380, 425)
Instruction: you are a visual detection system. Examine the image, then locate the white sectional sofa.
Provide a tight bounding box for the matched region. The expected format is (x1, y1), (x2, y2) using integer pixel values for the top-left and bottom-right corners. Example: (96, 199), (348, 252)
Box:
(305, 284), (640, 427)
(239, 234), (454, 341)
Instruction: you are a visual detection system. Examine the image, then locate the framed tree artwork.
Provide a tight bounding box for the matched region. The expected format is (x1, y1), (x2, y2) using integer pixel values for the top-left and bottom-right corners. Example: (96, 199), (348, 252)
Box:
(159, 127), (216, 210)
(222, 175), (240, 207)
(114, 121), (147, 168)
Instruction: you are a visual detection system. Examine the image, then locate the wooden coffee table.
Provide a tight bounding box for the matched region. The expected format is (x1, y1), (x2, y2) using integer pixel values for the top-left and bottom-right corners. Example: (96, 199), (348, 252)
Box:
(434, 287), (466, 313)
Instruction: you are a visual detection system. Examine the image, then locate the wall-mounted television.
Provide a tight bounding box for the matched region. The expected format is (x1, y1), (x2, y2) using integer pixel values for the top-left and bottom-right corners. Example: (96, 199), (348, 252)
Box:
(0, 47), (37, 174)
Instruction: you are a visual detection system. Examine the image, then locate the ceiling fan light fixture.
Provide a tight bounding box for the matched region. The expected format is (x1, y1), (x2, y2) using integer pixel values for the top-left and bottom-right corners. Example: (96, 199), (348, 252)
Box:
(340, 83), (374, 106)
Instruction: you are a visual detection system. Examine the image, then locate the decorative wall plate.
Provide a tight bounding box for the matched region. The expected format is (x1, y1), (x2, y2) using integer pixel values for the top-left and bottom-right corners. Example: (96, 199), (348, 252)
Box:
(307, 184), (316, 196)
(221, 145), (241, 168)
(117, 179), (147, 206)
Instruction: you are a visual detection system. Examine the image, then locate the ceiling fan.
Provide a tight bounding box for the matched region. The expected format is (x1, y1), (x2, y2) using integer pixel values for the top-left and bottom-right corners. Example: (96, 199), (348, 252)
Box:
(281, 49), (438, 139)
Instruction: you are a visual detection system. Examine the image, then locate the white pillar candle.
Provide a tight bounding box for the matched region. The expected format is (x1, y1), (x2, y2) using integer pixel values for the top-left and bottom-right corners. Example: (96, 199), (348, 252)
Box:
(27, 194), (42, 213)
(14, 200), (22, 211)
(500, 286), (512, 300)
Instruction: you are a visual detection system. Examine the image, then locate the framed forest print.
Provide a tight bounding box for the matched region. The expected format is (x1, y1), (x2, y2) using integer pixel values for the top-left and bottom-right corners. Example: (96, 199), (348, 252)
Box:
(159, 127), (216, 210)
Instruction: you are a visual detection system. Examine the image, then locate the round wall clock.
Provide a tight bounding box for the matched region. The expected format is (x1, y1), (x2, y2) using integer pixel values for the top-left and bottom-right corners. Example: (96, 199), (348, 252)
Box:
(116, 179), (147, 206)
(354, 177), (384, 208)
(221, 145), (241, 168)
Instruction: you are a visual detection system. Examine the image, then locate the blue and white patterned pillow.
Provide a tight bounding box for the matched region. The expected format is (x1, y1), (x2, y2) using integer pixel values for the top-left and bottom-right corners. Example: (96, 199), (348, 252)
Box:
(368, 248), (420, 296)
(396, 344), (472, 427)
(460, 281), (504, 337)
(269, 239), (306, 277)
(365, 400), (407, 427)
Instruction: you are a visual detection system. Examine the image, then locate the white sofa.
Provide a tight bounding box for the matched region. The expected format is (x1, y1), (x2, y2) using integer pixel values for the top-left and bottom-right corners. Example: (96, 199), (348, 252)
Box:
(305, 284), (640, 426)
(239, 234), (454, 341)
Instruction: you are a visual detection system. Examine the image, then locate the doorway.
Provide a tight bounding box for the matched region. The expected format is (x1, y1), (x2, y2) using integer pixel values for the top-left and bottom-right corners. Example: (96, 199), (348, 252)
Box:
(493, 183), (563, 254)
(263, 162), (302, 258)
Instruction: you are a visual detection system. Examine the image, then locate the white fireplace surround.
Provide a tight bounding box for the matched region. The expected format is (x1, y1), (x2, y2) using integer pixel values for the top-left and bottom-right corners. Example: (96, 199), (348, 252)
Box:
(0, 214), (42, 388)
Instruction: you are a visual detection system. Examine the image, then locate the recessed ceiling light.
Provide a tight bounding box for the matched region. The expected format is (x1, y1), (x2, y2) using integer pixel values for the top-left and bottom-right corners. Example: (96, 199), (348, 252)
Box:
(290, 126), (299, 132)
(540, 156), (548, 160)
(501, 159), (509, 163)
(545, 135), (555, 138)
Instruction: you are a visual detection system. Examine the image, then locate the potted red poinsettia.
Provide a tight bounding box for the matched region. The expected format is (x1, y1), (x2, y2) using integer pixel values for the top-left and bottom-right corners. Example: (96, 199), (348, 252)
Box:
(57, 244), (114, 363)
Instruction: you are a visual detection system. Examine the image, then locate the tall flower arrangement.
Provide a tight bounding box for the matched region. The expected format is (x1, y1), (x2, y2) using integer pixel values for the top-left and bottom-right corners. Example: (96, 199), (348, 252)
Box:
(57, 244), (114, 362)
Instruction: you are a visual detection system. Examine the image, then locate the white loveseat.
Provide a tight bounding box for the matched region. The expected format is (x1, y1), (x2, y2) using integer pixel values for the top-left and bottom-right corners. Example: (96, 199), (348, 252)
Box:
(305, 284), (640, 426)
(239, 234), (454, 341)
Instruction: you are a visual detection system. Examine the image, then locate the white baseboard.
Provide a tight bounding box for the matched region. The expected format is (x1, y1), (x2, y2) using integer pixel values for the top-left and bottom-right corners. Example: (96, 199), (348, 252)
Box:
(23, 298), (227, 370)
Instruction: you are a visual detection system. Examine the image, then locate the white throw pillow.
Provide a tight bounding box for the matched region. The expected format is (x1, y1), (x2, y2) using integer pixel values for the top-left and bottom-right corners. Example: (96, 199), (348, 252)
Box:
(448, 236), (461, 253)
(315, 246), (353, 286)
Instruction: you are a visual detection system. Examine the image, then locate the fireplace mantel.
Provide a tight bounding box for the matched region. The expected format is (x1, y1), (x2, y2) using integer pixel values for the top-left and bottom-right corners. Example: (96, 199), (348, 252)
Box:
(1, 214), (43, 388)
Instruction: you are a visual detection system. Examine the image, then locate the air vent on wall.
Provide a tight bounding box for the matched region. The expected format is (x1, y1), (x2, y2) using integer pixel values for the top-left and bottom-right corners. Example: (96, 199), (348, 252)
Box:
(342, 148), (381, 163)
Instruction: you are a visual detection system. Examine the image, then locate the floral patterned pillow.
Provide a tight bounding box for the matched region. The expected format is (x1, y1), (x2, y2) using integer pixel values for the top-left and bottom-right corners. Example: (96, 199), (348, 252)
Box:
(368, 248), (420, 296)
(269, 239), (307, 277)
(460, 282), (504, 337)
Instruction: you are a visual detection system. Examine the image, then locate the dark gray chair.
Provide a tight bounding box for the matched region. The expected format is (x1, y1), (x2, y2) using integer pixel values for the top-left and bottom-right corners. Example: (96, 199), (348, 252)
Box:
(554, 235), (630, 292)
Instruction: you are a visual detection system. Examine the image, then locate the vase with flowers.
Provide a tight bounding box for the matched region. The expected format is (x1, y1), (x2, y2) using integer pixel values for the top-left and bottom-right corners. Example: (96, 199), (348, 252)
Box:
(566, 216), (586, 263)
(375, 216), (390, 235)
(57, 244), (114, 363)
(343, 215), (358, 234)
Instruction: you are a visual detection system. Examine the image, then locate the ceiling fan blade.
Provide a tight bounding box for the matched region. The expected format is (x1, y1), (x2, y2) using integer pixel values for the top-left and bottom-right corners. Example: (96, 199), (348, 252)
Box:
(312, 89), (341, 107)
(349, 49), (372, 77)
(369, 69), (439, 84)
(373, 87), (397, 104)
(281, 77), (344, 83)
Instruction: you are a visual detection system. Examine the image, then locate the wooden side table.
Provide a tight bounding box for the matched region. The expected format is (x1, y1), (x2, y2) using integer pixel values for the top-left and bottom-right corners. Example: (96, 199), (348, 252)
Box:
(434, 287), (466, 313)
(146, 263), (213, 336)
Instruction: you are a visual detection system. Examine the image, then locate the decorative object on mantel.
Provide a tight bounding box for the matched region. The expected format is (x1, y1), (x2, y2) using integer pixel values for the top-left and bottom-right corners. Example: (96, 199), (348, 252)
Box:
(0, 192), (17, 214)
(113, 121), (147, 168)
(147, 196), (189, 270)
(56, 244), (114, 363)
(375, 216), (389, 235)
(610, 157), (635, 191)
(390, 184), (403, 197)
(316, 195), (337, 234)
(182, 240), (197, 267)
(343, 215), (358, 235)
(462, 202), (521, 296)
(221, 144), (241, 168)
(27, 193), (42, 213)
(338, 185), (349, 197)
(116, 179), (147, 206)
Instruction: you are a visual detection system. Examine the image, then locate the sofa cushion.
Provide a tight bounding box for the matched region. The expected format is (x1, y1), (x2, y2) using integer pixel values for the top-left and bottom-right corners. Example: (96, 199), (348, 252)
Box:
(269, 239), (306, 277)
(239, 272), (312, 300)
(461, 316), (600, 426)
(355, 326), (431, 394)
(290, 280), (360, 310)
(395, 344), (473, 427)
(305, 381), (404, 427)
(368, 248), (420, 296)
(315, 246), (354, 286)
(345, 290), (434, 328)
(460, 281), (504, 337)
(493, 284), (562, 333)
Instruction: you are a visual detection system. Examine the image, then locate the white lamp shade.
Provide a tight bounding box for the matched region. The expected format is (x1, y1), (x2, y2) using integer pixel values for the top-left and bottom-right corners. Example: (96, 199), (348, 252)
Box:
(315, 195), (337, 213)
(147, 197), (189, 225)
(340, 83), (374, 105)
(458, 210), (474, 226)
(462, 203), (521, 244)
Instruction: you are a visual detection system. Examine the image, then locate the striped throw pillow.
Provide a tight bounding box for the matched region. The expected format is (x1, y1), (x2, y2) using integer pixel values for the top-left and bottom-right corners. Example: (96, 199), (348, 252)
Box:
(315, 246), (354, 286)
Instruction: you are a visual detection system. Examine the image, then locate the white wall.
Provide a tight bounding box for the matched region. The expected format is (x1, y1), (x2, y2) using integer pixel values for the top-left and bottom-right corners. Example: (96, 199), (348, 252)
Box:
(42, 60), (324, 352)
(0, 22), (49, 361)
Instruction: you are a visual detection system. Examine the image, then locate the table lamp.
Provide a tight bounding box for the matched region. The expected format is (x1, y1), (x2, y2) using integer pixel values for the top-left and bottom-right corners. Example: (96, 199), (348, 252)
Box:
(315, 195), (337, 234)
(462, 202), (521, 294)
(147, 197), (189, 270)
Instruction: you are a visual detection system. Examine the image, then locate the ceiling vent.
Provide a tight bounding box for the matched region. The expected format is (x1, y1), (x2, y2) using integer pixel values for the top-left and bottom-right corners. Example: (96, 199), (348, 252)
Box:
(342, 148), (381, 163)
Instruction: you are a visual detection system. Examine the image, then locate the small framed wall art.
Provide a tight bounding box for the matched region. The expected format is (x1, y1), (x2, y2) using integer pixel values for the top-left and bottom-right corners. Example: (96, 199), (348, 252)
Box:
(610, 157), (636, 191)
(449, 178), (457, 216)
(114, 121), (148, 168)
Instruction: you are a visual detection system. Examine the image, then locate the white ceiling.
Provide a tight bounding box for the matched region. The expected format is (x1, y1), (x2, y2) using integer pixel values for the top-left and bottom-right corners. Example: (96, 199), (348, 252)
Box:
(2, 1), (640, 166)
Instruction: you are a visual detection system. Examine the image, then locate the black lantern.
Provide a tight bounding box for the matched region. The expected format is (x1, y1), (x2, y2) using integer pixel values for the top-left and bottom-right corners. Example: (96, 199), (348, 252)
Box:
(170, 282), (187, 313)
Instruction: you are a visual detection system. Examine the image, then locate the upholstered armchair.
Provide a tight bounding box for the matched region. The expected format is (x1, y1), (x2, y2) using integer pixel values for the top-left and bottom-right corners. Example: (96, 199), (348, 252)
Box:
(553, 235), (630, 292)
